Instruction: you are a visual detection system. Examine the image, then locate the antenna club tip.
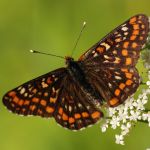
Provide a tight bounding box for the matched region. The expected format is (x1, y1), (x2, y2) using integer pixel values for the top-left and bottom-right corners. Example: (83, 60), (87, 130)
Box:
(30, 49), (34, 53)
(83, 21), (86, 26)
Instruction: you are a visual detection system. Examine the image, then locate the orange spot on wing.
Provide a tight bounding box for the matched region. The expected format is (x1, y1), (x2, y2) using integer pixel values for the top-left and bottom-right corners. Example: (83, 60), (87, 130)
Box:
(46, 106), (54, 113)
(69, 117), (75, 124)
(91, 111), (100, 119)
(126, 80), (133, 85)
(32, 89), (37, 94)
(58, 107), (63, 115)
(40, 100), (47, 106)
(62, 113), (68, 121)
(32, 97), (39, 103)
(96, 47), (105, 53)
(50, 97), (57, 103)
(133, 30), (139, 35)
(74, 113), (81, 119)
(8, 91), (16, 97)
(13, 96), (19, 103)
(133, 24), (139, 30)
(79, 55), (84, 61)
(129, 17), (137, 24)
(114, 89), (120, 96)
(125, 72), (133, 79)
(109, 98), (119, 106)
(30, 105), (36, 111)
(141, 24), (145, 29)
(22, 108), (26, 112)
(18, 100), (24, 106)
(123, 42), (129, 48)
(121, 68), (128, 72)
(115, 38), (121, 42)
(38, 109), (43, 115)
(139, 36), (144, 40)
(132, 42), (138, 48)
(82, 112), (89, 118)
(24, 100), (30, 105)
(130, 35), (136, 40)
(119, 83), (126, 90)
(122, 49), (128, 56)
(126, 58), (132, 65)
(47, 77), (52, 84)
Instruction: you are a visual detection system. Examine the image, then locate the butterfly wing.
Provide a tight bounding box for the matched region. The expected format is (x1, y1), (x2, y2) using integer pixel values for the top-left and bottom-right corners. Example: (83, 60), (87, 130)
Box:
(79, 14), (150, 106)
(53, 74), (103, 130)
(79, 14), (149, 63)
(3, 68), (67, 117)
(3, 68), (103, 130)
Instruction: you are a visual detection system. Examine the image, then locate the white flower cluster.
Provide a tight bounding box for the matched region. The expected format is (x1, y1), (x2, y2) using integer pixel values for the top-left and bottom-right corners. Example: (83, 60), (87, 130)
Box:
(101, 71), (150, 145)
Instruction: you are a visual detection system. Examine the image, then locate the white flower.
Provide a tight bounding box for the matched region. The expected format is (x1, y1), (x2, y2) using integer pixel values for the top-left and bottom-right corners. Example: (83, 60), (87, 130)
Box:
(101, 124), (108, 132)
(146, 81), (150, 86)
(118, 110), (128, 123)
(115, 135), (124, 145)
(108, 107), (116, 117)
(142, 113), (148, 120)
(121, 123), (131, 136)
(110, 116), (120, 129)
(129, 110), (141, 121)
(124, 97), (134, 110)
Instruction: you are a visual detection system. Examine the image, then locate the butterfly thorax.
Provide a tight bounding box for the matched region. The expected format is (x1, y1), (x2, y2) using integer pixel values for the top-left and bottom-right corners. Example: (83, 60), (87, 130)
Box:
(66, 56), (85, 81)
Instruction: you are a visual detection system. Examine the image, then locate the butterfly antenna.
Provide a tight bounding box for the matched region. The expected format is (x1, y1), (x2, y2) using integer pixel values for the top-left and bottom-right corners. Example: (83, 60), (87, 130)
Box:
(29, 50), (65, 59)
(71, 21), (86, 57)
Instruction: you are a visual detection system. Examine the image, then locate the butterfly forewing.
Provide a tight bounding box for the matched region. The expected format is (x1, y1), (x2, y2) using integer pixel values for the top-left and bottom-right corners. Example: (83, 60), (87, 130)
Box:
(79, 14), (149, 106)
(3, 68), (66, 117)
(79, 14), (149, 64)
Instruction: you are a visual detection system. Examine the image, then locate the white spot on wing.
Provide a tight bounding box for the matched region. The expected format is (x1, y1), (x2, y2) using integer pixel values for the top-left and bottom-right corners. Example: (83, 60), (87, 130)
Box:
(104, 55), (110, 59)
(115, 76), (122, 80)
(121, 24), (126, 27)
(24, 93), (28, 97)
(78, 103), (82, 108)
(124, 32), (128, 35)
(108, 83), (112, 88)
(69, 106), (72, 112)
(42, 82), (48, 88)
(93, 52), (98, 57)
(122, 27), (128, 31)
(20, 88), (25, 94)
(101, 43), (110, 50)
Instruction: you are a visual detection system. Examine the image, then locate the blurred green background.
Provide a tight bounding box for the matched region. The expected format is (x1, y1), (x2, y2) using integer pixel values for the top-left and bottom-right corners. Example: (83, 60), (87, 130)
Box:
(0, 0), (150, 150)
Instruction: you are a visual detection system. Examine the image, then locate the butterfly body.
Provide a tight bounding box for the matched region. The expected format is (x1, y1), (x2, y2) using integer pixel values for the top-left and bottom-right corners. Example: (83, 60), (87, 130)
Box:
(3, 14), (150, 130)
(66, 57), (103, 108)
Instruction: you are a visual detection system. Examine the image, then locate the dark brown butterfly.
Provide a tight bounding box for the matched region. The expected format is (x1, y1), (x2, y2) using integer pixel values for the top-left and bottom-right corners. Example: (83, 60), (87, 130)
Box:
(3, 14), (150, 130)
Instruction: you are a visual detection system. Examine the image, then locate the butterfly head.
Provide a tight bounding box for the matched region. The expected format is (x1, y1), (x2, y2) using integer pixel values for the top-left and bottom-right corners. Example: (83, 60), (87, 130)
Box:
(65, 56), (74, 65)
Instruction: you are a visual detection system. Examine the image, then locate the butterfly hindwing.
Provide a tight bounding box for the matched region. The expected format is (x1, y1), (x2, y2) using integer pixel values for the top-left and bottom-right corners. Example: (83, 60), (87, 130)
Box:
(53, 74), (103, 130)
(86, 67), (140, 107)
(3, 68), (66, 117)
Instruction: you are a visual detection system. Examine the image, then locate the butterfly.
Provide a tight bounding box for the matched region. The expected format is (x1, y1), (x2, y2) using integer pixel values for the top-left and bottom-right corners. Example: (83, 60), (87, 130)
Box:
(3, 14), (150, 130)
